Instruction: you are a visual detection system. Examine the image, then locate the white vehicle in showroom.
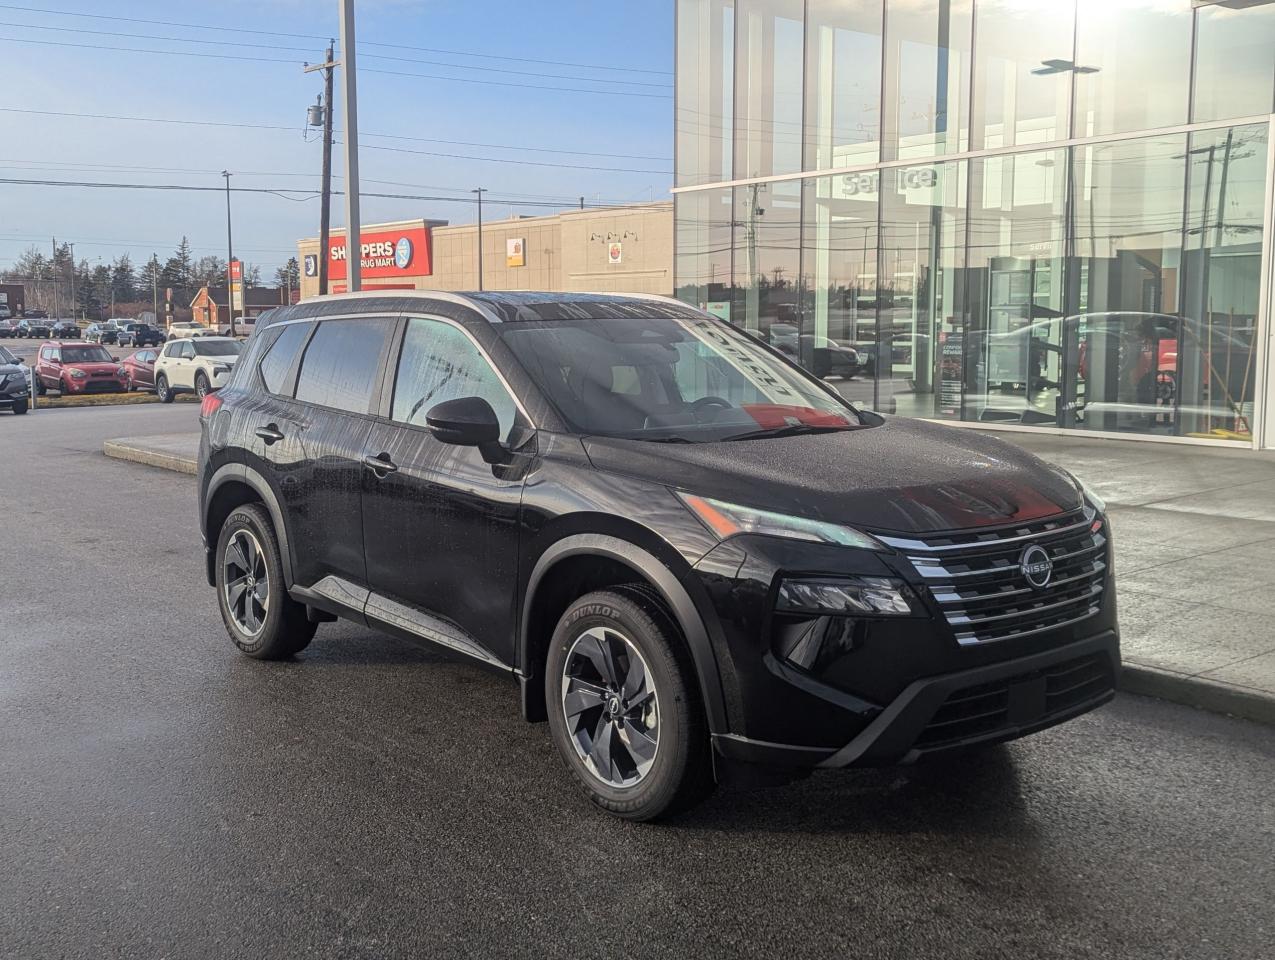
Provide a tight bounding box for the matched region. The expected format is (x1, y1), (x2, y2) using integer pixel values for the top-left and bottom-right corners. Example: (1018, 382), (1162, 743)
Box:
(153, 336), (244, 402)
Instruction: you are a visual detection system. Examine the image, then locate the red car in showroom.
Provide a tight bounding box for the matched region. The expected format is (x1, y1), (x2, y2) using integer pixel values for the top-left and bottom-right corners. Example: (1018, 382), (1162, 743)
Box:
(121, 348), (160, 392)
(34, 341), (128, 395)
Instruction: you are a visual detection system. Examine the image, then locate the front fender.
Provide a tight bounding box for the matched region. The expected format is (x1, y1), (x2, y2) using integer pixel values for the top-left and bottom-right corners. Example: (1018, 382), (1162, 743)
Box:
(521, 533), (728, 735)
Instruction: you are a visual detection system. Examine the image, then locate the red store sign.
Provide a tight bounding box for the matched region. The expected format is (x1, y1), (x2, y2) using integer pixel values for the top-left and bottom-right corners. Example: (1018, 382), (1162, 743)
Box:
(327, 226), (433, 280)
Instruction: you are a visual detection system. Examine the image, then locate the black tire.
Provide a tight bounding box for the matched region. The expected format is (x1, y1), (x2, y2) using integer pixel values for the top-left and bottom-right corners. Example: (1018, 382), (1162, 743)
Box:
(35, 376), (45, 397)
(11, 398), (27, 415)
(195, 372), (210, 399)
(214, 502), (316, 660)
(156, 374), (173, 403)
(545, 585), (713, 821)
(60, 377), (72, 396)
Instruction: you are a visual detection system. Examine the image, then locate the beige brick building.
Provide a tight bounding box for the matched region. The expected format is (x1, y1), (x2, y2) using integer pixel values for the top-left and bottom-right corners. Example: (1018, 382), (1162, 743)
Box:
(297, 202), (672, 300)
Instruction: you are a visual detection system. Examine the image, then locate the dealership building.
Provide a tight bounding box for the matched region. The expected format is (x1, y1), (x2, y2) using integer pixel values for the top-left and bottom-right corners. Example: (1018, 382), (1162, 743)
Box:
(673, 0), (1275, 447)
(297, 204), (673, 301)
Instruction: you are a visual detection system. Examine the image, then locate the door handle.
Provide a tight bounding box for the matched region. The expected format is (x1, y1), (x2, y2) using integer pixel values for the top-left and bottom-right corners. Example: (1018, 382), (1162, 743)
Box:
(363, 452), (398, 476)
(255, 425), (284, 445)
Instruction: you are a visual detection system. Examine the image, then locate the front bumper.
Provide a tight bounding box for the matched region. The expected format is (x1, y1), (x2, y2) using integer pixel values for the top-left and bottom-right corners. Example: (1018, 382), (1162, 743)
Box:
(60, 376), (128, 394)
(713, 632), (1118, 768)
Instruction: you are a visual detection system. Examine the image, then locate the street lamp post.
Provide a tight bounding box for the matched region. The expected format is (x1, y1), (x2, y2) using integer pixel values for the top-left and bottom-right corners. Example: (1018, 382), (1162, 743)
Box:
(339, 0), (362, 292)
(223, 170), (236, 336)
(472, 187), (487, 291)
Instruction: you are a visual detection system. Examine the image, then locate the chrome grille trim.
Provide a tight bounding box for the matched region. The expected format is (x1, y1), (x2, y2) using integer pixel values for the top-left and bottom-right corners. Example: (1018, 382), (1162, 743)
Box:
(884, 511), (1109, 646)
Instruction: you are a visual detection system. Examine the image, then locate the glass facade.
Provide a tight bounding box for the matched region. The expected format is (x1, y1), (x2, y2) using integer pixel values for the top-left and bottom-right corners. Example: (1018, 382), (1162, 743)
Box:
(675, 0), (1275, 444)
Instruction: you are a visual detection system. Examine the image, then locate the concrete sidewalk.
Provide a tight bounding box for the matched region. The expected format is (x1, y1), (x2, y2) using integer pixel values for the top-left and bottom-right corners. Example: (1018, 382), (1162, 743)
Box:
(105, 428), (1275, 724)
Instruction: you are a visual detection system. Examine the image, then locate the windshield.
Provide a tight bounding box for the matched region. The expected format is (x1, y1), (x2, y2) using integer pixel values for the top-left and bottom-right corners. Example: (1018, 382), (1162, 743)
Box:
(193, 340), (244, 357)
(62, 346), (113, 364)
(498, 314), (863, 441)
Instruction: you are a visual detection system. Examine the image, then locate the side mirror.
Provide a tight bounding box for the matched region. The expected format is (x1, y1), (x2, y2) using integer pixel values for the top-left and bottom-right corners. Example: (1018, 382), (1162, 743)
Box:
(426, 396), (505, 463)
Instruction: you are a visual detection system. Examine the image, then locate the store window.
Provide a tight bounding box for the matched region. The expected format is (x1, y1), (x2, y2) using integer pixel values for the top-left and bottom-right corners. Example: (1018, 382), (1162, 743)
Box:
(965, 149), (1069, 426)
(1069, 135), (1187, 435)
(803, 0), (883, 172)
(676, 0), (735, 187)
(732, 178), (802, 336)
(877, 159), (968, 418)
(882, 0), (973, 161)
(801, 174), (879, 410)
(1178, 123), (1269, 440)
(1073, 0), (1192, 137)
(675, 188), (736, 319)
(734, 0), (805, 178)
(1192, 0), (1275, 124)
(971, 0), (1075, 150)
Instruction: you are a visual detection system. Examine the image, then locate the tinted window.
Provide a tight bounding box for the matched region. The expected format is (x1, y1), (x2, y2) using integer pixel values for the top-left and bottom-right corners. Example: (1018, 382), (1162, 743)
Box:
(61, 345), (113, 363)
(193, 340), (244, 357)
(258, 323), (309, 395)
(295, 318), (391, 414)
(391, 318), (517, 441)
(162, 342), (181, 358)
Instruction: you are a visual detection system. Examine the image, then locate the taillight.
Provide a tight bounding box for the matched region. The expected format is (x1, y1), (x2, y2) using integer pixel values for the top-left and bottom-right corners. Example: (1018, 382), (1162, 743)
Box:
(200, 392), (223, 417)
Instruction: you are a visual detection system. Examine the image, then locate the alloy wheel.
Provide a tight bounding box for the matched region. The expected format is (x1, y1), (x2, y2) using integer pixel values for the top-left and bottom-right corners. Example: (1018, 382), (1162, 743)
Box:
(561, 626), (659, 788)
(223, 529), (270, 637)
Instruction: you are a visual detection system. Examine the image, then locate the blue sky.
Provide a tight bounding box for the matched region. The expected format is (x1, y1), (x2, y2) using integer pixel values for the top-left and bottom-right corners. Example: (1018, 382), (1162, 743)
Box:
(0, 0), (673, 276)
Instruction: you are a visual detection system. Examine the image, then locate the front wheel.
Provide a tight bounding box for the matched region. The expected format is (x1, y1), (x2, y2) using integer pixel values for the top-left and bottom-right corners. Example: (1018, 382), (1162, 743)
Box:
(195, 372), (210, 399)
(156, 374), (173, 403)
(215, 503), (316, 659)
(545, 586), (713, 821)
(11, 398), (27, 415)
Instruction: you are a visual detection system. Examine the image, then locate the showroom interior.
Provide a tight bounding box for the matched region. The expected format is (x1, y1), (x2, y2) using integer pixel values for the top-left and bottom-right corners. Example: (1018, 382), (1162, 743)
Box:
(672, 0), (1275, 447)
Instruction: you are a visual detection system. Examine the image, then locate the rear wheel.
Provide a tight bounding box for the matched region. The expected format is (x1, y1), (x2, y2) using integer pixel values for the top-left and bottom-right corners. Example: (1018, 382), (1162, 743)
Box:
(545, 586), (713, 821)
(215, 503), (315, 660)
(156, 374), (173, 403)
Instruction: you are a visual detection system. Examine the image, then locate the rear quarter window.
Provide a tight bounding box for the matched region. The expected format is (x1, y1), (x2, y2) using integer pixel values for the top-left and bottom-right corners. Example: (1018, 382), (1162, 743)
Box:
(258, 322), (311, 395)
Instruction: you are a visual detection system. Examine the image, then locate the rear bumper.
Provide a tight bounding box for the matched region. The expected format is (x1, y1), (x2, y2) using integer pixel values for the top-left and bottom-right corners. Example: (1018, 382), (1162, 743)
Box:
(712, 631), (1119, 769)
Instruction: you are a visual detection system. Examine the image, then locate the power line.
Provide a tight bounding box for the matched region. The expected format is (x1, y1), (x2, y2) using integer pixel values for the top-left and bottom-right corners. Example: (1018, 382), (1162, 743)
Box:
(356, 142), (670, 175)
(0, 176), (639, 209)
(0, 19), (672, 87)
(0, 106), (671, 162)
(0, 2), (671, 74)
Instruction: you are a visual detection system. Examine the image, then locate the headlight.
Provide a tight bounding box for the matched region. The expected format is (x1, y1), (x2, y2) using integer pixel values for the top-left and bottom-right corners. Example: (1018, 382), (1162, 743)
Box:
(777, 576), (919, 616)
(212, 364), (231, 376)
(1074, 474), (1106, 515)
(677, 493), (884, 550)
(69, 368), (87, 379)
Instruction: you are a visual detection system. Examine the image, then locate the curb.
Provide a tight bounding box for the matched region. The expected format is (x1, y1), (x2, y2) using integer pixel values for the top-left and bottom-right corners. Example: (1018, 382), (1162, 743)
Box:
(103, 438), (198, 476)
(1121, 663), (1275, 727)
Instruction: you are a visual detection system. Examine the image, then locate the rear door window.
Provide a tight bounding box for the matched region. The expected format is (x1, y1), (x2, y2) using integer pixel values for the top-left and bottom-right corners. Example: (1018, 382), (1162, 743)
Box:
(294, 318), (392, 414)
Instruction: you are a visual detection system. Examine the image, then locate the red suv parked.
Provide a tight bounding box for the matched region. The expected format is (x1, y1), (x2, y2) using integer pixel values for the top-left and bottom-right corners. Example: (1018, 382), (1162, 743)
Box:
(34, 341), (128, 395)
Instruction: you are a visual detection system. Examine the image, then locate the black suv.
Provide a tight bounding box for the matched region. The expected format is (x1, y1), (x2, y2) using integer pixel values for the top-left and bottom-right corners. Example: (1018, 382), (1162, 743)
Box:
(0, 344), (29, 414)
(118, 322), (163, 347)
(198, 292), (1119, 820)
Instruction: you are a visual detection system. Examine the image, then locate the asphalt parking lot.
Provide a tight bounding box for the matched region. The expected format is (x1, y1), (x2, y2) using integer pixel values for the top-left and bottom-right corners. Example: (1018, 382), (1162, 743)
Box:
(1, 404), (1273, 959)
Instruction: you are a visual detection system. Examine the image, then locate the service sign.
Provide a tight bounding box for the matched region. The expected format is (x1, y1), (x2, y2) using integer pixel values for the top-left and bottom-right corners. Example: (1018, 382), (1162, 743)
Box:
(328, 227), (433, 280)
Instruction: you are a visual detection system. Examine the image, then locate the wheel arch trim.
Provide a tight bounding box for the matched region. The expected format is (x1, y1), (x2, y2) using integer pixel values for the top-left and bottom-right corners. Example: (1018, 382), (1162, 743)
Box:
(203, 463), (296, 589)
(520, 533), (728, 735)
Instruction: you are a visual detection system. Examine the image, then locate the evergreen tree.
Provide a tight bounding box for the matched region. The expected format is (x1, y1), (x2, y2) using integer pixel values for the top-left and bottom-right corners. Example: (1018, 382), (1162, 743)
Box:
(111, 254), (137, 303)
(273, 257), (300, 290)
(137, 254), (162, 299)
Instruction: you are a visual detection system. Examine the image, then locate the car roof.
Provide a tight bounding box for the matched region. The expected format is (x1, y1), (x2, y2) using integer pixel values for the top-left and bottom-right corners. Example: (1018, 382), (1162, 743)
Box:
(259, 290), (708, 329)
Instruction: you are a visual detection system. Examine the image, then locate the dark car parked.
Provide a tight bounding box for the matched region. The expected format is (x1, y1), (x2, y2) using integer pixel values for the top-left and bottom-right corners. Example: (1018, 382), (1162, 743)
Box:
(50, 319), (80, 339)
(118, 322), (164, 348)
(0, 319), (19, 338)
(198, 292), (1119, 821)
(23, 318), (51, 339)
(121, 348), (159, 391)
(0, 344), (29, 414)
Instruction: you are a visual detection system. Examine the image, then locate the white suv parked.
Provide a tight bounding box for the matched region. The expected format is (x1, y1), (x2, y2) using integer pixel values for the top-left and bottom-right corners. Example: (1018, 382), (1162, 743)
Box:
(153, 336), (244, 401)
(166, 321), (214, 341)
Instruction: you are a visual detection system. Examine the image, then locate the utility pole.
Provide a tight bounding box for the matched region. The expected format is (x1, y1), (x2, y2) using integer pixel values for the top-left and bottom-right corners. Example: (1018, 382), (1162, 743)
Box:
(223, 171), (237, 336)
(305, 39), (338, 296)
(472, 187), (487, 291)
(338, 0), (362, 292)
(51, 237), (60, 319)
(68, 242), (76, 319)
(152, 269), (158, 326)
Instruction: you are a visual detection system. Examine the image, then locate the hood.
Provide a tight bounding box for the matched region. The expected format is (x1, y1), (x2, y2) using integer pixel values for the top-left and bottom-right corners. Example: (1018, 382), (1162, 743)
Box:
(581, 417), (1082, 535)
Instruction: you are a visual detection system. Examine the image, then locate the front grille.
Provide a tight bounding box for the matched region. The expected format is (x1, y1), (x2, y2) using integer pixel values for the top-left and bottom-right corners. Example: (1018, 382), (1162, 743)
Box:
(83, 380), (121, 393)
(880, 511), (1108, 646)
(914, 653), (1113, 749)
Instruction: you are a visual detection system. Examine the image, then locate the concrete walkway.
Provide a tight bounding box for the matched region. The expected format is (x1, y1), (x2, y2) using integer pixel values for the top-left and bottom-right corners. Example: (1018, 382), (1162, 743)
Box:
(105, 428), (1275, 724)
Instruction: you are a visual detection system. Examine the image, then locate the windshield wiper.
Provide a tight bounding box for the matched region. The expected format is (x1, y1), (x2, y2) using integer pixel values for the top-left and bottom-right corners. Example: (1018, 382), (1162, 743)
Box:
(724, 424), (853, 441)
(638, 435), (694, 443)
